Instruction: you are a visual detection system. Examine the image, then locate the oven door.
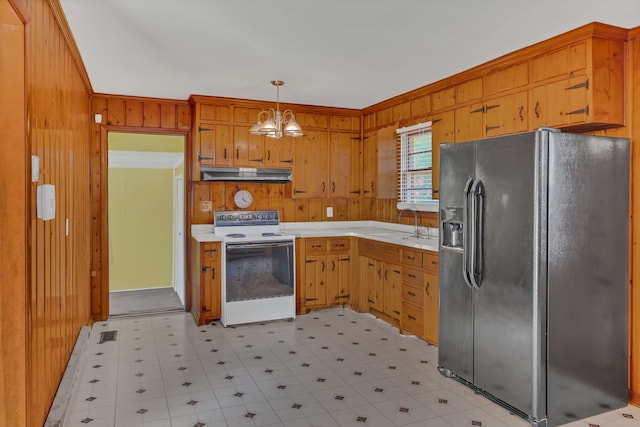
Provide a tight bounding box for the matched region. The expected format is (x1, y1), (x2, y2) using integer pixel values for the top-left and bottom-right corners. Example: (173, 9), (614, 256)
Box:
(224, 240), (294, 303)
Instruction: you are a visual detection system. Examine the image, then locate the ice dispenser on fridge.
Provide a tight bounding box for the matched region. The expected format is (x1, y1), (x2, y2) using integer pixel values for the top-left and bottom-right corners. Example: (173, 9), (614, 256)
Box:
(441, 207), (463, 249)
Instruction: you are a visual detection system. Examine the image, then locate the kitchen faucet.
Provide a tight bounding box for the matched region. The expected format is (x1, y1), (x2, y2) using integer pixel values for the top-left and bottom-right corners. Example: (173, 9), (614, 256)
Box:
(398, 208), (419, 238)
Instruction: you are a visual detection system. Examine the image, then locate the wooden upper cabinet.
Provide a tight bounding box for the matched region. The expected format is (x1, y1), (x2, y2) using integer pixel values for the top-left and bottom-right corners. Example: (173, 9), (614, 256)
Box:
(454, 103), (484, 143)
(362, 130), (377, 198)
(329, 133), (361, 198)
(264, 136), (294, 168)
(431, 110), (454, 199)
(200, 104), (231, 122)
(484, 91), (528, 137)
(193, 122), (232, 179)
(432, 87), (456, 111)
(233, 125), (265, 166)
(528, 37), (624, 131)
(484, 62), (529, 96)
(455, 78), (483, 104)
(293, 130), (329, 197)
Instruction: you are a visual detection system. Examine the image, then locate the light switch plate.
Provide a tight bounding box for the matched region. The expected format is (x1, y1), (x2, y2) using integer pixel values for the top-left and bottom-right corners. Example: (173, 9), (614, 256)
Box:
(326, 207), (333, 217)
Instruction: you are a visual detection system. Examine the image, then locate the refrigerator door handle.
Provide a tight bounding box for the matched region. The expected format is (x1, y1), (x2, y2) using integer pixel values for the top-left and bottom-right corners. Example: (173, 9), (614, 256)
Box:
(462, 177), (475, 289)
(469, 179), (484, 288)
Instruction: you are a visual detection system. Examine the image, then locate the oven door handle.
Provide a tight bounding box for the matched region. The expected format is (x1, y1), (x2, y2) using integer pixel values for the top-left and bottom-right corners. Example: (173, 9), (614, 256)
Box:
(226, 241), (293, 250)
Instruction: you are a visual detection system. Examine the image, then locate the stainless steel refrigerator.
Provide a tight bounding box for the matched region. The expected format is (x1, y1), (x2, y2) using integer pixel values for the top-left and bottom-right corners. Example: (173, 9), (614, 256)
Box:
(437, 128), (629, 427)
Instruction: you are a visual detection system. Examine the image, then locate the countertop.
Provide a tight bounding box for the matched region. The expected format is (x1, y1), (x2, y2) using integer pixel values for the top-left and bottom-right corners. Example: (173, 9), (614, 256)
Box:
(192, 220), (439, 252)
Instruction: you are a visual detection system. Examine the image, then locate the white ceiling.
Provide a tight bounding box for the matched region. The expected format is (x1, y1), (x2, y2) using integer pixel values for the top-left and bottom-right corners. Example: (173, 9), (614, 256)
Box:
(59, 0), (640, 110)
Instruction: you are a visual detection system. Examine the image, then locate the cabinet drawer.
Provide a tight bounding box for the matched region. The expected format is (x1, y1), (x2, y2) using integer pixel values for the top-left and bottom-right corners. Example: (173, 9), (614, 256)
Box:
(402, 284), (423, 307)
(306, 238), (328, 253)
(403, 249), (423, 268)
(403, 267), (423, 287)
(402, 302), (424, 336)
(423, 252), (439, 273)
(202, 243), (219, 259)
(329, 238), (350, 252)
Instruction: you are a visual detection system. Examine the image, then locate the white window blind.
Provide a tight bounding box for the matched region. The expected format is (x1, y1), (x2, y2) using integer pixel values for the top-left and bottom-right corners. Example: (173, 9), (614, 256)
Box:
(396, 121), (434, 210)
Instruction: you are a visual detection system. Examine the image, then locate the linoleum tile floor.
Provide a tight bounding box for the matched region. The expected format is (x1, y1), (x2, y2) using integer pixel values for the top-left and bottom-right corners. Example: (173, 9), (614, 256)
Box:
(64, 309), (640, 427)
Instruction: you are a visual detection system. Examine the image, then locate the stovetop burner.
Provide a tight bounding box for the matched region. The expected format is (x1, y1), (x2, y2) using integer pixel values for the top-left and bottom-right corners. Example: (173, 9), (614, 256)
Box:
(225, 233), (246, 238)
(262, 232), (281, 237)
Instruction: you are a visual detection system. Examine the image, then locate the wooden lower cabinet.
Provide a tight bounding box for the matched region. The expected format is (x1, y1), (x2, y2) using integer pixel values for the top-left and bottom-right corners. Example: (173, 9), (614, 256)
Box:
(191, 240), (221, 325)
(399, 247), (440, 345)
(423, 272), (439, 345)
(298, 237), (352, 313)
(358, 239), (402, 326)
(296, 236), (439, 345)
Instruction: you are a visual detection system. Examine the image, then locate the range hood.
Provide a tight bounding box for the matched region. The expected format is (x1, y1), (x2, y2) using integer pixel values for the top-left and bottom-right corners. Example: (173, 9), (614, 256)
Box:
(200, 166), (292, 183)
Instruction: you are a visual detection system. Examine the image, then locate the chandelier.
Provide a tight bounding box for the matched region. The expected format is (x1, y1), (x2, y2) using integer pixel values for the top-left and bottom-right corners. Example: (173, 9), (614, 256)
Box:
(249, 80), (303, 139)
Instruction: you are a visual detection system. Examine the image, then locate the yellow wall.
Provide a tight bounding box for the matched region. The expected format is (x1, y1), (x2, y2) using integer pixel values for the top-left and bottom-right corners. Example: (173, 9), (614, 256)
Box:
(109, 131), (185, 152)
(108, 168), (174, 290)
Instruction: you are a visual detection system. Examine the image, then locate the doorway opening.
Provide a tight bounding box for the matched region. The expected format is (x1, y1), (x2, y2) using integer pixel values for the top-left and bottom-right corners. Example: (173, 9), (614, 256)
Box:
(107, 132), (186, 317)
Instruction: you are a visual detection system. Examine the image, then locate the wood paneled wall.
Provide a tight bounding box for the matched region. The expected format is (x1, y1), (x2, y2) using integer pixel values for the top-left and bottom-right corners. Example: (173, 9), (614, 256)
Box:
(90, 94), (191, 320)
(1, 1), (27, 425)
(0, 0), (96, 425)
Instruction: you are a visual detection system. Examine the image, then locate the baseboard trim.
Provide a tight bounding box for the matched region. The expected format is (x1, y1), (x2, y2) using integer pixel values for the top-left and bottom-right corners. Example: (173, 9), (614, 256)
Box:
(44, 326), (91, 427)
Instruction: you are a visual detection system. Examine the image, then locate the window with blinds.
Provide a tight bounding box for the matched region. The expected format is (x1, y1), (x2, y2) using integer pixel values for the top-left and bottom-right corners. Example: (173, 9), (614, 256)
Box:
(396, 121), (436, 210)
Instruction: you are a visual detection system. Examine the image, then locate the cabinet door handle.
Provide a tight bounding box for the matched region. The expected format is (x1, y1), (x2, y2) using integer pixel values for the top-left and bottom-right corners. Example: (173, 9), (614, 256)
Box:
(407, 255), (415, 261)
(384, 270), (388, 280)
(212, 267), (216, 280)
(377, 267), (382, 278)
(197, 155), (214, 162)
(223, 148), (228, 159)
(198, 126), (213, 132)
(250, 157), (263, 163)
(332, 182), (336, 193)
(322, 182), (326, 193)
(236, 148), (239, 160)
(331, 260), (336, 271)
(534, 101), (540, 119)
(425, 282), (430, 296)
(267, 150), (271, 161)
(408, 291), (416, 297)
(408, 273), (416, 279)
(321, 261), (325, 272)
(294, 189), (307, 194)
(408, 315), (416, 321)
(518, 105), (524, 122)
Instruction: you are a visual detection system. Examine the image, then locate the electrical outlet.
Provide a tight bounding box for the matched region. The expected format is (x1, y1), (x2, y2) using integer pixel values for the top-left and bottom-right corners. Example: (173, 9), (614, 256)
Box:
(201, 201), (212, 212)
(326, 207), (333, 217)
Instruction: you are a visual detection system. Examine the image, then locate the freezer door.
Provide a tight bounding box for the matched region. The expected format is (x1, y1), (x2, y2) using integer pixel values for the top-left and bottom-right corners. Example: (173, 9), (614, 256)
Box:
(472, 132), (546, 420)
(438, 141), (475, 382)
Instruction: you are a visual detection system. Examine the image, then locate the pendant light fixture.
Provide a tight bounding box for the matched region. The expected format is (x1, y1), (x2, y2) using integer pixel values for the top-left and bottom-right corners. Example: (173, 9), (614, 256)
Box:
(249, 80), (303, 139)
